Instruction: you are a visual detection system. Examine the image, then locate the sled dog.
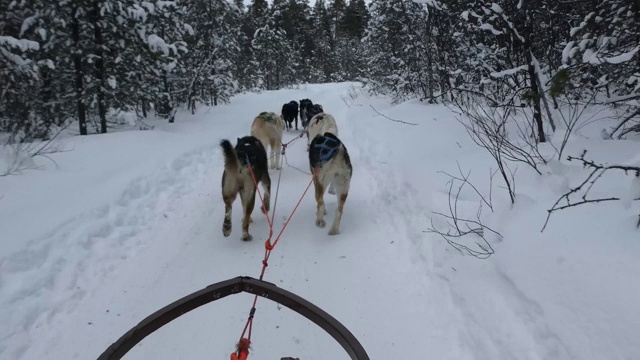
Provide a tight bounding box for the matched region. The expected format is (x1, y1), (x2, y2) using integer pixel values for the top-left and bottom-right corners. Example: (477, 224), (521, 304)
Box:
(250, 111), (286, 170)
(281, 100), (299, 131)
(299, 98), (313, 129)
(220, 136), (271, 241)
(308, 132), (352, 235)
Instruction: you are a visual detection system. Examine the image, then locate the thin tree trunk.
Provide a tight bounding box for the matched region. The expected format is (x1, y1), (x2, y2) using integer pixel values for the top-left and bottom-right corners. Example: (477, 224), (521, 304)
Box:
(93, 3), (107, 134)
(527, 60), (545, 143)
(530, 51), (557, 132)
(522, 4), (545, 143)
(71, 7), (87, 135)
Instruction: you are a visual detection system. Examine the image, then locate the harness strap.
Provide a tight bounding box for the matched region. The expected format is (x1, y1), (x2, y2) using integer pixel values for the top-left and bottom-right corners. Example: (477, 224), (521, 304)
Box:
(314, 136), (340, 163)
(259, 112), (272, 122)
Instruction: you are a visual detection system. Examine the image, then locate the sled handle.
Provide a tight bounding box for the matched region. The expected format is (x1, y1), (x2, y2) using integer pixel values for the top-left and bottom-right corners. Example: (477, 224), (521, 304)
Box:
(97, 276), (370, 360)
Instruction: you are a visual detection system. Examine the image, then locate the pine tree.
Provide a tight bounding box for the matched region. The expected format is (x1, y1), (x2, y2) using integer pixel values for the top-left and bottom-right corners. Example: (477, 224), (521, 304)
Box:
(565, 0), (640, 137)
(0, 3), (43, 140)
(362, 0), (431, 101)
(182, 0), (240, 111)
(252, 23), (294, 89)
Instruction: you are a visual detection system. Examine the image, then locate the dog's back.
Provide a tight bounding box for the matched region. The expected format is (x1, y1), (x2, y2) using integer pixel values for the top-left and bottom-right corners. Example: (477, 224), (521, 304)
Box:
(251, 111), (285, 169)
(233, 135), (269, 174)
(281, 101), (298, 119)
(220, 136), (268, 190)
(307, 104), (324, 122)
(251, 112), (285, 144)
(307, 113), (338, 147)
(309, 132), (352, 176)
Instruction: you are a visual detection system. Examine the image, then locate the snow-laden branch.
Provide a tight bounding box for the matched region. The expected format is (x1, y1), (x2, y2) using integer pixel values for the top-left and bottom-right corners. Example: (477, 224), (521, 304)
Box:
(583, 46), (640, 66)
(490, 65), (527, 78)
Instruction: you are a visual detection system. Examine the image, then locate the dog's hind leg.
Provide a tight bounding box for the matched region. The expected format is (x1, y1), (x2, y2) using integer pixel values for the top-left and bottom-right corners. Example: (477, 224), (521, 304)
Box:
(272, 138), (282, 170)
(328, 176), (337, 195)
(328, 179), (350, 235)
(240, 188), (256, 241)
(238, 188), (252, 225)
(328, 192), (348, 235)
(314, 179), (326, 228)
(260, 171), (271, 214)
(222, 190), (237, 237)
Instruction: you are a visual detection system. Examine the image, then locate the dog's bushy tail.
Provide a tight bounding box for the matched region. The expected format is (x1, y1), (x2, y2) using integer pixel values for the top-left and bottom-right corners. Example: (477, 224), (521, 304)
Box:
(220, 139), (239, 182)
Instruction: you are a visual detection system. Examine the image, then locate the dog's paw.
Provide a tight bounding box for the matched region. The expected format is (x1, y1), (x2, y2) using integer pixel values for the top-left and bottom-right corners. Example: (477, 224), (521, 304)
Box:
(223, 222), (232, 237)
(261, 206), (269, 214)
(328, 227), (340, 236)
(316, 219), (326, 228)
(328, 188), (336, 195)
(241, 233), (253, 241)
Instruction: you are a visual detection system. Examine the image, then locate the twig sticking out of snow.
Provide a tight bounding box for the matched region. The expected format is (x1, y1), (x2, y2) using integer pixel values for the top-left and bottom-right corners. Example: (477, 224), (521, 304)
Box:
(426, 166), (501, 259)
(541, 150), (640, 232)
(369, 105), (417, 126)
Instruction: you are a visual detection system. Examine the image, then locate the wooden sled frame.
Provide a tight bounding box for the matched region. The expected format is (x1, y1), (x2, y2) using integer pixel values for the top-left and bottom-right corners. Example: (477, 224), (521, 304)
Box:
(97, 276), (370, 360)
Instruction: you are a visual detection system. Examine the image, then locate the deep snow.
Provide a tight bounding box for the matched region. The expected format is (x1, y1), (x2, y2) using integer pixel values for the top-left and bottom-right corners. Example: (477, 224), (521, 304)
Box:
(1, 82), (639, 360)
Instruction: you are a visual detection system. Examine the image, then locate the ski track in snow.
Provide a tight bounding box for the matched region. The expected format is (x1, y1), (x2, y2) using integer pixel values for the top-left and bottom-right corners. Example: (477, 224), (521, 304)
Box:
(1, 83), (614, 360)
(0, 144), (216, 359)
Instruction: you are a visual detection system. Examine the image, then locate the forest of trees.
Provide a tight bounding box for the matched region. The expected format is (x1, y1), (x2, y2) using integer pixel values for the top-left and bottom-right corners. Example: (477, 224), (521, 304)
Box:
(1, 0), (639, 145)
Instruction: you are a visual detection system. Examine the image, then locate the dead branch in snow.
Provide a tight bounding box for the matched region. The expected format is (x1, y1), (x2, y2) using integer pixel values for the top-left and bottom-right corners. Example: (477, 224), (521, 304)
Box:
(425, 168), (501, 259)
(369, 105), (417, 126)
(542, 150), (640, 232)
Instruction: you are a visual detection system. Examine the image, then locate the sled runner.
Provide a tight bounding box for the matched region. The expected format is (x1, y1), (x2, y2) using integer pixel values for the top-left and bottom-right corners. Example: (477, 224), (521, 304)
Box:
(97, 276), (370, 360)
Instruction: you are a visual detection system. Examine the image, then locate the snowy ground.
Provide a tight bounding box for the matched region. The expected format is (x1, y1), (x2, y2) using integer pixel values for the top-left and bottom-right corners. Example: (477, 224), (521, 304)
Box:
(1, 82), (639, 360)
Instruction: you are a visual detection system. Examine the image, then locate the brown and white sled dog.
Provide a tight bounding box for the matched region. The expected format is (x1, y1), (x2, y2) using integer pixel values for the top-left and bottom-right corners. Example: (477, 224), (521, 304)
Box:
(250, 111), (286, 170)
(220, 136), (271, 241)
(308, 132), (352, 236)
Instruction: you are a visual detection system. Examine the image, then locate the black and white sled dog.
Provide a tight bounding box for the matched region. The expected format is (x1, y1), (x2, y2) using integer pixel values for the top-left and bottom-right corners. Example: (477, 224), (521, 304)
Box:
(307, 111), (339, 195)
(281, 100), (299, 131)
(220, 136), (271, 241)
(308, 132), (352, 235)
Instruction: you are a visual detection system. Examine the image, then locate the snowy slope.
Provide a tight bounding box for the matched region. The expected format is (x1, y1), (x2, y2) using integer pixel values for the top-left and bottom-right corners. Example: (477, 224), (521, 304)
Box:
(1, 82), (639, 360)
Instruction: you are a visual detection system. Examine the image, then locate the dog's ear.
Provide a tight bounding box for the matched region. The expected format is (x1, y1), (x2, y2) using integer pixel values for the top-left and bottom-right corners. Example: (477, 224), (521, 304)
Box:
(237, 137), (241, 144)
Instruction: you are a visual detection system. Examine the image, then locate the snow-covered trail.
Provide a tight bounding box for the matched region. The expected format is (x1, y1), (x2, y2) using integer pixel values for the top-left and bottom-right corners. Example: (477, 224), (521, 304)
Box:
(1, 83), (468, 360)
(3, 82), (616, 360)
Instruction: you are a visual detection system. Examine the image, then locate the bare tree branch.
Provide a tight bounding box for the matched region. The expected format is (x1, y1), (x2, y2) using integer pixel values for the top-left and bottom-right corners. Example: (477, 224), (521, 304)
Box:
(542, 150), (640, 232)
(426, 168), (501, 259)
(369, 105), (417, 125)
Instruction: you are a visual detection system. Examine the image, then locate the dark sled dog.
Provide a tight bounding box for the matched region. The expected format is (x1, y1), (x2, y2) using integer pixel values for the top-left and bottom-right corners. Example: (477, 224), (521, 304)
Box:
(308, 132), (352, 235)
(281, 100), (299, 130)
(220, 136), (271, 241)
(299, 98), (313, 129)
(306, 103), (324, 126)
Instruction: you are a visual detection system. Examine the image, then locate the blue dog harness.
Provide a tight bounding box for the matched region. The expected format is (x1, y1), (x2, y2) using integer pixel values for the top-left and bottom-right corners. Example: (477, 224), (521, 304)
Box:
(314, 136), (340, 164)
